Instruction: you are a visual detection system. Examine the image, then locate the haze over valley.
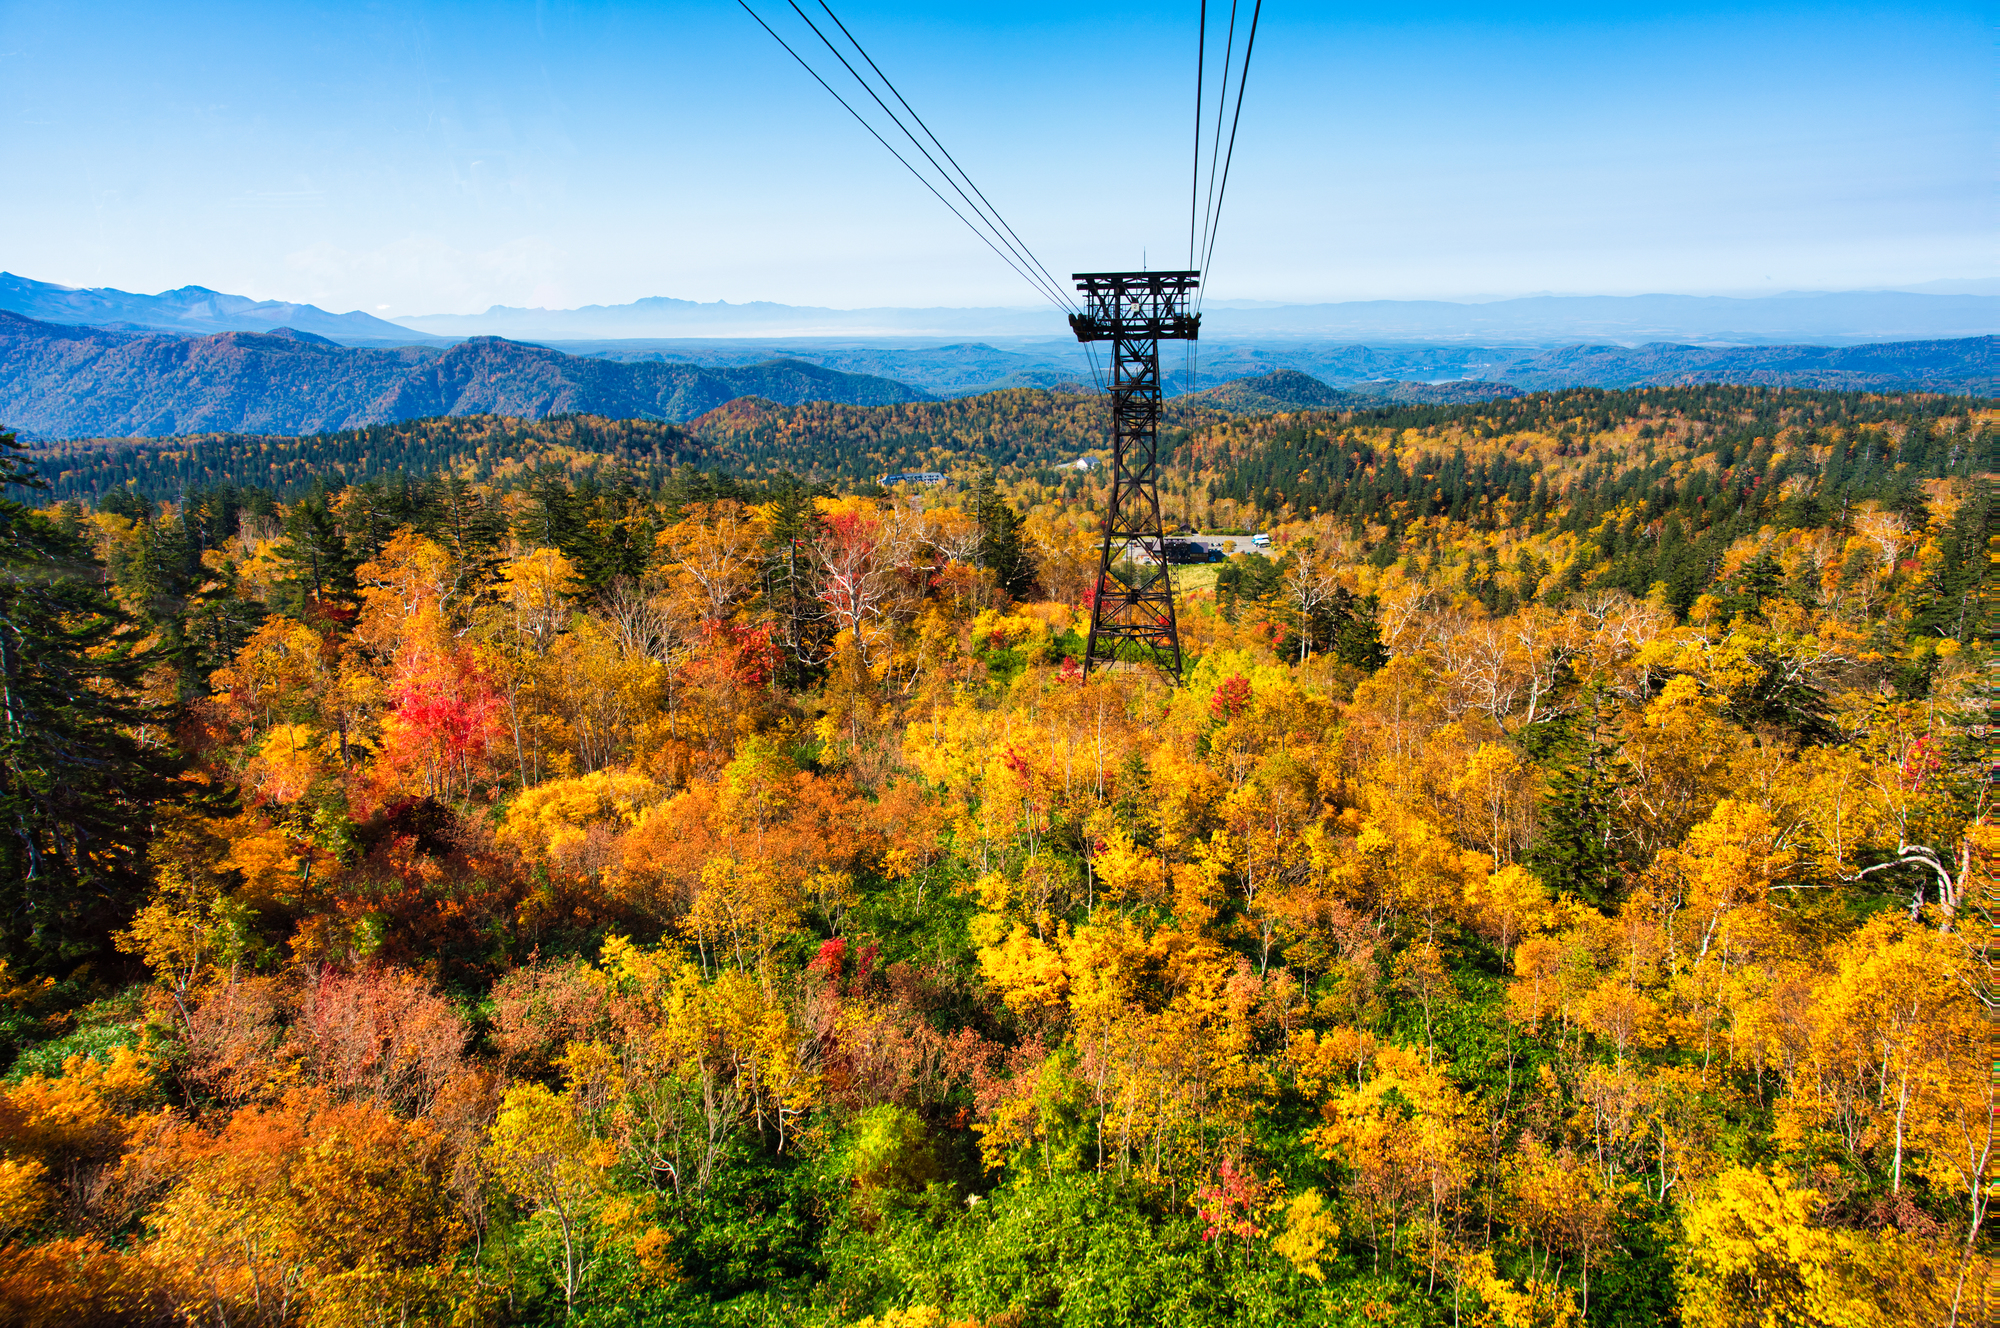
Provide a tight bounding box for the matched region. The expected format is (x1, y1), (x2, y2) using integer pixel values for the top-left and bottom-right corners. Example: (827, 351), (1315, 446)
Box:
(3, 270), (1994, 443)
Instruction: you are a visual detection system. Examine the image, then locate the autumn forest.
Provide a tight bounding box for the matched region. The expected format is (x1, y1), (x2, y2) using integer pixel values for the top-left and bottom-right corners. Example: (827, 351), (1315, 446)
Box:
(0, 383), (1993, 1328)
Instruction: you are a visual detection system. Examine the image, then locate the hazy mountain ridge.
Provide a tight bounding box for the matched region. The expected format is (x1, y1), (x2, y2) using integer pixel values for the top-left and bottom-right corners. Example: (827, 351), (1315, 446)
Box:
(1057, 343), (1994, 418)
(8, 271), (1996, 348)
(566, 340), (1095, 397)
(0, 314), (928, 439)
(394, 288), (2000, 344)
(1513, 337), (1997, 392)
(394, 295), (1054, 340)
(554, 335), (1998, 399)
(1194, 291), (2000, 343)
(4, 304), (1990, 443)
(0, 271), (436, 344)
(1187, 369), (1529, 412)
(1193, 339), (1995, 398)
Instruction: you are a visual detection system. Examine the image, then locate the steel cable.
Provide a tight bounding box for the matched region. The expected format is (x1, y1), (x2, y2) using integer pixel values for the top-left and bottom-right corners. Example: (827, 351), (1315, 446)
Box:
(1186, 1), (1207, 398)
(1196, 0), (1239, 290)
(814, 2), (1075, 311)
(781, 0), (1074, 311)
(1197, 0), (1262, 310)
(738, 1), (1073, 313)
(1190, 1), (1207, 272)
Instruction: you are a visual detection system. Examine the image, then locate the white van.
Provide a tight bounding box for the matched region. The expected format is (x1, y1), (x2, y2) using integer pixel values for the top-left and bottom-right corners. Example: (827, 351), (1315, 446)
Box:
(1250, 533), (1271, 548)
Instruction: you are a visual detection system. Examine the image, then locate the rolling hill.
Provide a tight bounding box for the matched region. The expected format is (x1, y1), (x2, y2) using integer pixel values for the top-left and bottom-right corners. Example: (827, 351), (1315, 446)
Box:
(1504, 336), (1998, 392)
(555, 334), (1999, 400)
(0, 313), (929, 439)
(31, 375), (1995, 514)
(1183, 369), (1527, 413)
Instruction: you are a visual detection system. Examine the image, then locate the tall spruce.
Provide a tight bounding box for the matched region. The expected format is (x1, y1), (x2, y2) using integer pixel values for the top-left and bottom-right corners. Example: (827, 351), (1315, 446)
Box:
(273, 484), (355, 618)
(974, 468), (1033, 600)
(765, 471), (832, 683)
(1522, 690), (1627, 906)
(0, 429), (167, 970)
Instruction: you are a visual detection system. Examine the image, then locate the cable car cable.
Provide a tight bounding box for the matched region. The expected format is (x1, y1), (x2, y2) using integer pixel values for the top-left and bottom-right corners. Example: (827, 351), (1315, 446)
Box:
(814, 2), (1075, 311)
(1186, 0), (1207, 397)
(737, 1), (1070, 312)
(1189, 1), (1207, 272)
(782, 1), (1073, 311)
(1198, 0), (1262, 313)
(1196, 0), (1239, 290)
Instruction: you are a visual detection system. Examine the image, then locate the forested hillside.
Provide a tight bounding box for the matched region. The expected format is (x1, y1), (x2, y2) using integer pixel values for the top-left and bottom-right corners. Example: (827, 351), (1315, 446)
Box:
(0, 313), (927, 439)
(0, 383), (1992, 1327)
(31, 392), (1134, 507)
(31, 389), (1147, 505)
(36, 414), (703, 507)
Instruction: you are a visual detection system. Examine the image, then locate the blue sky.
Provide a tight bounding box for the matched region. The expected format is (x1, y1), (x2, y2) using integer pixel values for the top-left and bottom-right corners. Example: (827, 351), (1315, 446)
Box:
(1, 1), (1989, 314)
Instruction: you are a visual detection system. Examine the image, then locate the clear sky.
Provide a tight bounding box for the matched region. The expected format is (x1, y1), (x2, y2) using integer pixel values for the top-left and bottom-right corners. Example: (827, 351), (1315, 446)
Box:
(2, 1), (1989, 315)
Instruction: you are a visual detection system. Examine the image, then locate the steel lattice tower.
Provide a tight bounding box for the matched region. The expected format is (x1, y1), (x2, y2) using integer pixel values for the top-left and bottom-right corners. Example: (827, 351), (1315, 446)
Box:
(1069, 270), (1201, 679)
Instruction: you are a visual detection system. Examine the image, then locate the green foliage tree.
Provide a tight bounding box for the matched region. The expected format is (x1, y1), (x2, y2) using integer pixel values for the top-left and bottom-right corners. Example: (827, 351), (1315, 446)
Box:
(1522, 694), (1626, 906)
(0, 430), (167, 970)
(975, 473), (1034, 601)
(273, 484), (356, 617)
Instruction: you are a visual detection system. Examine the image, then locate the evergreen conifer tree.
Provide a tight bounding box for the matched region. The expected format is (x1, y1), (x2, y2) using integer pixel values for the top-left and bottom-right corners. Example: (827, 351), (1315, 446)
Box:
(274, 485), (355, 617)
(1328, 590), (1388, 672)
(1522, 691), (1626, 906)
(0, 430), (167, 970)
(974, 468), (1033, 600)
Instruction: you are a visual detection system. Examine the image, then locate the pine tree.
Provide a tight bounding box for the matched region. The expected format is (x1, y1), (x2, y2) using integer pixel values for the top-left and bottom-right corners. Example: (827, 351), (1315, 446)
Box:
(519, 468), (583, 550)
(974, 468), (1033, 600)
(1329, 589), (1388, 672)
(274, 485), (355, 618)
(0, 430), (168, 970)
(421, 473), (508, 605)
(1907, 481), (1990, 645)
(1522, 692), (1626, 906)
(765, 471), (831, 684)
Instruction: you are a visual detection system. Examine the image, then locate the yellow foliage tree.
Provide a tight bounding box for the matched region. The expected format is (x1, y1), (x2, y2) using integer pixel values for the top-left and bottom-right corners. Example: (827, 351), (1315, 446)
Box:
(485, 1082), (613, 1314)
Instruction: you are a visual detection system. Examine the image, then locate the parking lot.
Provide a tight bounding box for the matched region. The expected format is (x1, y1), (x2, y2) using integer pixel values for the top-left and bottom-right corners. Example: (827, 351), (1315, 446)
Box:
(1118, 533), (1269, 563)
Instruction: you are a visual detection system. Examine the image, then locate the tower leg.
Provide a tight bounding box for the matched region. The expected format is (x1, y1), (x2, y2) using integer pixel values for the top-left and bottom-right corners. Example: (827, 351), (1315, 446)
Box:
(1083, 330), (1180, 678)
(1070, 270), (1198, 682)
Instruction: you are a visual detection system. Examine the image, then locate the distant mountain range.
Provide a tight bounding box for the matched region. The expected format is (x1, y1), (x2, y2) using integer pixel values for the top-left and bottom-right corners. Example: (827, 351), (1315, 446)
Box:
(1195, 292), (2000, 345)
(1198, 338), (1990, 397)
(543, 334), (1999, 399)
(1483, 338), (1997, 394)
(0, 314), (923, 439)
(1, 308), (1990, 441)
(394, 295), (1055, 341)
(631, 336), (1992, 403)
(0, 272), (436, 345)
(393, 290), (2000, 346)
(560, 340), (1094, 397)
(6, 271), (1998, 348)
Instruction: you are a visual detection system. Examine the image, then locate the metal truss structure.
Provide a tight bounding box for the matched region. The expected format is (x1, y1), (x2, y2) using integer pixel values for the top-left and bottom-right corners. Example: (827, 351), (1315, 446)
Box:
(1069, 270), (1200, 679)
